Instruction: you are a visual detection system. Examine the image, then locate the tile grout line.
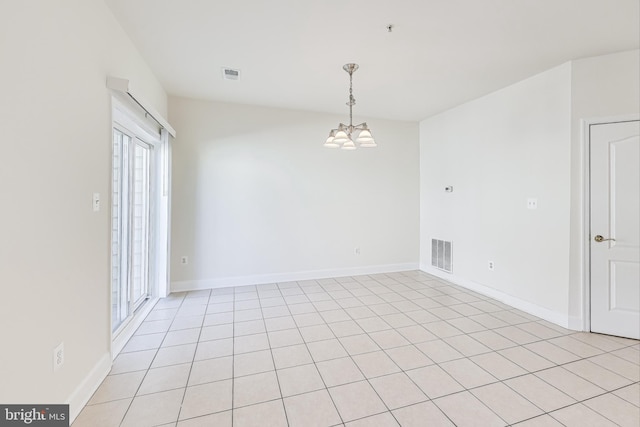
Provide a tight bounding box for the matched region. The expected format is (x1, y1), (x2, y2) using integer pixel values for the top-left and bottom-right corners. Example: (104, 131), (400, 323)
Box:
(292, 274), (637, 425)
(382, 272), (496, 424)
(254, 284), (291, 427)
(79, 270), (638, 427)
(278, 279), (347, 427)
(320, 276), (409, 426)
(229, 290), (236, 427)
(123, 292), (187, 426)
(183, 289), (212, 423)
(357, 276), (460, 427)
(169, 290), (206, 426)
(310, 274), (454, 426)
(216, 274), (634, 425)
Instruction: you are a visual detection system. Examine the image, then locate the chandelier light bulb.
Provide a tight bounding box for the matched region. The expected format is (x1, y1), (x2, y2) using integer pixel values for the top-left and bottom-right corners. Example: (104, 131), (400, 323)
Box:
(323, 130), (339, 148)
(356, 129), (373, 142)
(324, 137), (338, 148)
(341, 138), (356, 150)
(332, 130), (350, 144)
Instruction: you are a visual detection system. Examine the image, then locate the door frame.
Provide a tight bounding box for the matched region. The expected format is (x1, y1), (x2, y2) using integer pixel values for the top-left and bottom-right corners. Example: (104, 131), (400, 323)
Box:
(580, 114), (640, 333)
(110, 94), (169, 356)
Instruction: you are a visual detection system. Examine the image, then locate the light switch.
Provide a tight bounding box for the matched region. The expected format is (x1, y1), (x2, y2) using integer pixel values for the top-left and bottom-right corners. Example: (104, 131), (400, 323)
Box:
(93, 193), (101, 212)
(527, 198), (537, 210)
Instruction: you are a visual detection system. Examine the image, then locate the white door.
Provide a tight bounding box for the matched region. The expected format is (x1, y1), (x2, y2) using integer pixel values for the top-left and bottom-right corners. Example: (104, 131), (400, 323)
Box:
(590, 120), (640, 339)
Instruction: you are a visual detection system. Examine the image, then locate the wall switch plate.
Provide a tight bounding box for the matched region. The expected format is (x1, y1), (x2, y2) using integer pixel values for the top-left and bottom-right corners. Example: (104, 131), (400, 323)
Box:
(488, 261), (495, 271)
(53, 342), (64, 371)
(93, 193), (100, 212)
(527, 198), (537, 209)
(354, 247), (361, 255)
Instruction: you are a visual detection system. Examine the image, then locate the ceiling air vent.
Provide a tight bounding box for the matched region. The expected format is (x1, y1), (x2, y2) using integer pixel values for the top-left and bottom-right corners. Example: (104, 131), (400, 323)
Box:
(222, 67), (240, 81)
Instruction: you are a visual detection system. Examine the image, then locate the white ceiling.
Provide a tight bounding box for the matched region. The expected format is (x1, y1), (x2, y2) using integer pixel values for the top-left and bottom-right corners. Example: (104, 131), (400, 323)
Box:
(105, 0), (639, 122)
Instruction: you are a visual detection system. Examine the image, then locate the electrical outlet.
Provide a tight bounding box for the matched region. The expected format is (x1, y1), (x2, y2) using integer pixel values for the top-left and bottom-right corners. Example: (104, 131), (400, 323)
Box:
(354, 247), (361, 255)
(180, 256), (188, 265)
(53, 342), (64, 371)
(488, 261), (495, 271)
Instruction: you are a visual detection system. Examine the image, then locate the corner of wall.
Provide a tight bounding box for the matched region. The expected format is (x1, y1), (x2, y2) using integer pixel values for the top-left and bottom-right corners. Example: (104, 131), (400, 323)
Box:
(420, 268), (573, 329)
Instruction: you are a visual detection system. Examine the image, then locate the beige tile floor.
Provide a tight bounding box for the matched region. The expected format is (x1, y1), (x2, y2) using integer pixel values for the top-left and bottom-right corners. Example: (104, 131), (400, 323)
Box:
(73, 271), (640, 427)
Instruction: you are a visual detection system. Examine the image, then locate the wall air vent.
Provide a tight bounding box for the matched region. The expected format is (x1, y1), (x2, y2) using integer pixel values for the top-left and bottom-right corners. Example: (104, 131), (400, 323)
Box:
(222, 67), (241, 81)
(431, 239), (453, 273)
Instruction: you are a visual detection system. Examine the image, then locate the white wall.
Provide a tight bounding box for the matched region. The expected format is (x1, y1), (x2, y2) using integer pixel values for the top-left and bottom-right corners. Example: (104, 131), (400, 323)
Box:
(419, 64), (573, 324)
(0, 0), (167, 415)
(169, 97), (420, 289)
(567, 50), (640, 325)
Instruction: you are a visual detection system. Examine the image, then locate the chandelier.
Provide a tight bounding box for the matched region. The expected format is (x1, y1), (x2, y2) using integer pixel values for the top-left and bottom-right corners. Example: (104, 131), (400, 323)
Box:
(323, 63), (377, 150)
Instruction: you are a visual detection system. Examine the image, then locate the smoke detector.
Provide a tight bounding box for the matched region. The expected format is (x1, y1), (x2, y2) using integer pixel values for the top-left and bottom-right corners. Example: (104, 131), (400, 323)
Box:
(222, 67), (241, 81)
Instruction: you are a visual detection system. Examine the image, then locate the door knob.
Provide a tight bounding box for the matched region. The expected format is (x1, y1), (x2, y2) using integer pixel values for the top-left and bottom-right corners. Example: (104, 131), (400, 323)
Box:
(594, 235), (615, 242)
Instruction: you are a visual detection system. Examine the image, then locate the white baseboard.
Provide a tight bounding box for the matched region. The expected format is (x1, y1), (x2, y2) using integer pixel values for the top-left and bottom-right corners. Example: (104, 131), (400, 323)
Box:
(420, 266), (574, 330)
(112, 297), (159, 357)
(67, 352), (111, 424)
(567, 315), (585, 331)
(171, 263), (420, 292)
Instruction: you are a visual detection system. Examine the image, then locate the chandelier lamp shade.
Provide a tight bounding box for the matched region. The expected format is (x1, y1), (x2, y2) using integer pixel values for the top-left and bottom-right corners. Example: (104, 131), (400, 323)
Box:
(324, 63), (377, 150)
